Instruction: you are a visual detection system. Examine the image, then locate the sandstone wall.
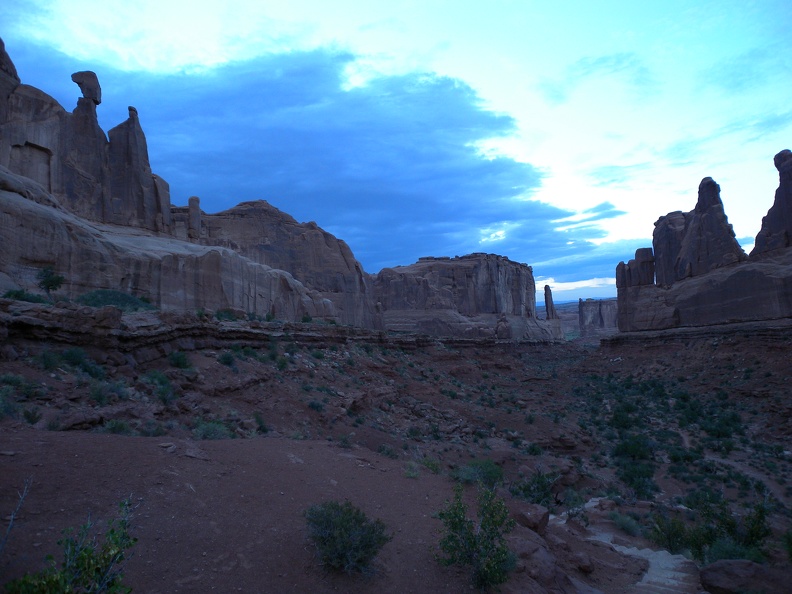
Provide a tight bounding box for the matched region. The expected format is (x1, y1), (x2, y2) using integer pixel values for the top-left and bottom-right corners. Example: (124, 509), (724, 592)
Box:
(373, 254), (563, 340)
(578, 298), (618, 338)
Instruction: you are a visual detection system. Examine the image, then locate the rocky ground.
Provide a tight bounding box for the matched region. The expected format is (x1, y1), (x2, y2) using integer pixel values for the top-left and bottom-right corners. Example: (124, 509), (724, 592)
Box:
(1, 301), (792, 592)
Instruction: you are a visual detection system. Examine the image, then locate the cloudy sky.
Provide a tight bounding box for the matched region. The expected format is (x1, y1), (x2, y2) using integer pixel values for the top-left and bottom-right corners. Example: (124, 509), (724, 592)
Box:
(2, 1), (790, 302)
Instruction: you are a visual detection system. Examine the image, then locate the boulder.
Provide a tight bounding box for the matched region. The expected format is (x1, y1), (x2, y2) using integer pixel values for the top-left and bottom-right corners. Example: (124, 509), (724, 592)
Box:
(700, 559), (791, 594)
(751, 149), (792, 256)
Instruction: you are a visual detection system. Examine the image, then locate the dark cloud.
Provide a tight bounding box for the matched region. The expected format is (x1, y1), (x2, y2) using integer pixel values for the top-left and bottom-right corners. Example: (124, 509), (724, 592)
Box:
(539, 52), (655, 105)
(6, 39), (631, 288)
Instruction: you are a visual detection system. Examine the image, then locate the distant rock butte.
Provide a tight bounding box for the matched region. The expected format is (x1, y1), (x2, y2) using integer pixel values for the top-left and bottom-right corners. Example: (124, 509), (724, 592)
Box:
(0, 38), (561, 340)
(616, 153), (792, 332)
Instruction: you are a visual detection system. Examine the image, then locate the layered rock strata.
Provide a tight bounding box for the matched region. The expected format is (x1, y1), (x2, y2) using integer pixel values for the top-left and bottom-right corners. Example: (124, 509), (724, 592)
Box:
(616, 153), (792, 332)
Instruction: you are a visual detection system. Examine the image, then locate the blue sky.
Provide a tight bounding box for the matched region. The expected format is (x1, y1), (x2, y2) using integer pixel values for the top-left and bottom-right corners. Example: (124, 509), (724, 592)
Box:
(2, 0), (791, 302)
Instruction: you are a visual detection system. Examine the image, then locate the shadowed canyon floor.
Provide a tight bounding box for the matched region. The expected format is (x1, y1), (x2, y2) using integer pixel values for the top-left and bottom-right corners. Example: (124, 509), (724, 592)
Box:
(1, 313), (792, 592)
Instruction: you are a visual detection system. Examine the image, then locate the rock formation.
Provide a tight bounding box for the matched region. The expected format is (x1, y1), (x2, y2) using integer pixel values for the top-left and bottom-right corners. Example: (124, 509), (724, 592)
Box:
(0, 38), (562, 340)
(578, 298), (618, 339)
(172, 199), (379, 328)
(616, 155), (792, 332)
(543, 285), (558, 320)
(373, 254), (563, 339)
(751, 149), (792, 256)
(653, 177), (746, 286)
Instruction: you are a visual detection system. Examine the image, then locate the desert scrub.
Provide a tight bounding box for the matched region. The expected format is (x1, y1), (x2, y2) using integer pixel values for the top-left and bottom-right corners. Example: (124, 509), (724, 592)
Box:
(75, 289), (154, 312)
(452, 459), (503, 489)
(510, 469), (559, 509)
(304, 500), (391, 574)
(61, 348), (106, 380)
(437, 484), (515, 590)
(143, 370), (176, 405)
(192, 419), (234, 440)
(4, 498), (137, 593)
(168, 351), (191, 369)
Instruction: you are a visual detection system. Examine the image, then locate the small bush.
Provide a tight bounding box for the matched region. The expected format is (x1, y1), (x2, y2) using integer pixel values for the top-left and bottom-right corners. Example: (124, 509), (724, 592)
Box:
(510, 470), (559, 509)
(0, 386), (19, 419)
(61, 348), (105, 380)
(437, 484), (515, 589)
(218, 351), (235, 367)
(648, 513), (688, 554)
(75, 289), (154, 312)
(36, 267), (65, 298)
(23, 406), (42, 425)
(304, 500), (391, 574)
(377, 444), (398, 459)
(168, 351), (191, 369)
(452, 459), (503, 489)
(609, 511), (642, 537)
(192, 420), (234, 440)
(3, 289), (47, 303)
(144, 371), (175, 405)
(5, 498), (136, 594)
(215, 309), (237, 321)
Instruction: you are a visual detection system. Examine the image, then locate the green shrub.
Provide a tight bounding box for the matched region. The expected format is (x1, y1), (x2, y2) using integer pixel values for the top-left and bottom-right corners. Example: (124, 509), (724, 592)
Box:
(304, 501), (391, 574)
(75, 289), (154, 312)
(22, 406), (42, 425)
(168, 351), (191, 369)
(36, 267), (64, 298)
(510, 470), (559, 509)
(377, 444), (398, 459)
(103, 419), (132, 435)
(3, 289), (47, 303)
(5, 498), (136, 594)
(218, 351), (235, 367)
(61, 348), (105, 380)
(437, 484), (516, 589)
(648, 512), (688, 554)
(0, 386), (19, 419)
(215, 309), (237, 321)
(609, 511), (642, 537)
(192, 420), (233, 440)
(452, 459), (503, 489)
(144, 371), (175, 405)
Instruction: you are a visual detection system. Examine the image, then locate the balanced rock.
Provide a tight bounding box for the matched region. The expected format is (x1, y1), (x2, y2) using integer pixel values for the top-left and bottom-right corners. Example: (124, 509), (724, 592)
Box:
(751, 149), (792, 256)
(70, 71), (101, 105)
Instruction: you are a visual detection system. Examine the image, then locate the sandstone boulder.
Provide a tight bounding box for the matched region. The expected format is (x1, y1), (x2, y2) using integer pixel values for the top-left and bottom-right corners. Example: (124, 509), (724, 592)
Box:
(699, 559), (791, 594)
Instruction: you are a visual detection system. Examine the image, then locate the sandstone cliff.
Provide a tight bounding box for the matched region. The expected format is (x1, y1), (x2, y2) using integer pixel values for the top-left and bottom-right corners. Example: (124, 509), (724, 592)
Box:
(616, 152), (792, 332)
(373, 254), (563, 340)
(0, 39), (561, 340)
(172, 199), (380, 329)
(578, 298), (618, 339)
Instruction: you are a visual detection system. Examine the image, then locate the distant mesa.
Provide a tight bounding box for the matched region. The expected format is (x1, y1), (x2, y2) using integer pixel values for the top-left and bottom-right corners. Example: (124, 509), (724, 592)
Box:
(0, 37), (563, 341)
(616, 150), (792, 332)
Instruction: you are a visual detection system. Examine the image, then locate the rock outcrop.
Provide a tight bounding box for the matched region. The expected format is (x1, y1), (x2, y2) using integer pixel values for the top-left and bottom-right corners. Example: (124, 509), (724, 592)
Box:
(616, 154), (792, 332)
(171, 199), (379, 328)
(751, 149), (792, 256)
(373, 254), (563, 339)
(578, 298), (618, 339)
(543, 285), (558, 320)
(653, 177), (746, 286)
